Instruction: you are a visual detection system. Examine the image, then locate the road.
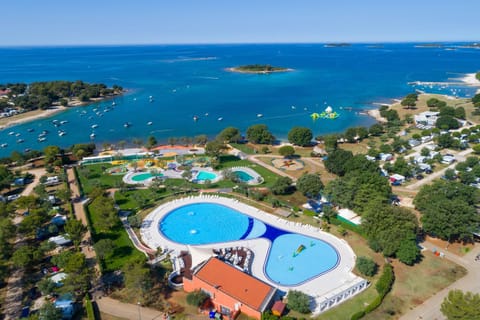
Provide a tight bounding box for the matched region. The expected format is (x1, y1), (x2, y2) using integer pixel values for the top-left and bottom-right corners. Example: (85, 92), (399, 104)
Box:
(400, 242), (480, 320)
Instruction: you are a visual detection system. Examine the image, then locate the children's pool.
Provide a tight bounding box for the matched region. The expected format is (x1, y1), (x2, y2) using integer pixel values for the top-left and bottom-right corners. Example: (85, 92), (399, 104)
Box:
(233, 170), (255, 182)
(131, 172), (163, 182)
(195, 171), (218, 181)
(158, 202), (339, 286)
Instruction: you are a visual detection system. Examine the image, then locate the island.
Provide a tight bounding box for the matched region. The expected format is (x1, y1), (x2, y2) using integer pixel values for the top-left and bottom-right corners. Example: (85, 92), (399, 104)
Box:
(227, 64), (292, 74)
(324, 43), (351, 47)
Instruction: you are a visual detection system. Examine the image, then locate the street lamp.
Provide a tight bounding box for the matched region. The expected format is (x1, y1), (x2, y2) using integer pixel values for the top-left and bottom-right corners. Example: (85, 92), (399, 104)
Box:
(137, 301), (142, 320)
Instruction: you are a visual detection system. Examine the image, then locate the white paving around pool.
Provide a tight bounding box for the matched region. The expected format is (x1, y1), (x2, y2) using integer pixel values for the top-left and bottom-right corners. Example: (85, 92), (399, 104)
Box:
(140, 195), (368, 314)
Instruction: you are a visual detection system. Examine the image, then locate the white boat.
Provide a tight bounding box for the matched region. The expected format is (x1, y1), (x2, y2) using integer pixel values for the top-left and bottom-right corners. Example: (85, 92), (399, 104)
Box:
(58, 131), (66, 137)
(27, 128), (34, 132)
(8, 132), (14, 136)
(90, 133), (96, 139)
(15, 133), (21, 137)
(147, 121), (153, 125)
(91, 124), (99, 129)
(124, 122), (131, 128)
(217, 117), (223, 121)
(149, 96), (154, 102)
(60, 120), (68, 124)
(257, 114), (263, 118)
(112, 101), (116, 106)
(38, 137), (46, 142)
(41, 130), (49, 135)
(1, 143), (8, 148)
(193, 115), (199, 121)
(17, 139), (24, 143)
(205, 113), (209, 116)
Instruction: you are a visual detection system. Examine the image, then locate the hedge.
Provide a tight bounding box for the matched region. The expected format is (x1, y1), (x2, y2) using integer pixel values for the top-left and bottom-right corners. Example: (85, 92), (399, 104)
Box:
(350, 264), (395, 320)
(84, 295), (96, 320)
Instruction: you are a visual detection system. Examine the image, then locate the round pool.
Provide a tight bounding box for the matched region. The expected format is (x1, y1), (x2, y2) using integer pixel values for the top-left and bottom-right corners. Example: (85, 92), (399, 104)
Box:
(233, 170), (254, 182)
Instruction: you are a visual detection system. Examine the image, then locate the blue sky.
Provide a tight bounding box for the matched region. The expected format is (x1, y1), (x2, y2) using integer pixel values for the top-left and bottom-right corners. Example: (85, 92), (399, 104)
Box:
(2, 0), (479, 45)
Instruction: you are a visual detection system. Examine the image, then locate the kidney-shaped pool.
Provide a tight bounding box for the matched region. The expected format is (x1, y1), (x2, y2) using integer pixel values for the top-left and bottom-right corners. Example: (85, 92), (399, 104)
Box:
(159, 202), (339, 286)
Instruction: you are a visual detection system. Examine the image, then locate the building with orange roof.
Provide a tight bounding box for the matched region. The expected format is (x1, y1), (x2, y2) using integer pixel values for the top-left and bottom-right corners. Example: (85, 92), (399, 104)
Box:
(183, 257), (277, 319)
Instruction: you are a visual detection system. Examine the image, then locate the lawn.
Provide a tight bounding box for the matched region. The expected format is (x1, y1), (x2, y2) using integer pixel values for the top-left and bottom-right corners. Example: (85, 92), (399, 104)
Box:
(218, 155), (281, 187)
(114, 188), (175, 211)
(76, 163), (123, 195)
(86, 202), (145, 273)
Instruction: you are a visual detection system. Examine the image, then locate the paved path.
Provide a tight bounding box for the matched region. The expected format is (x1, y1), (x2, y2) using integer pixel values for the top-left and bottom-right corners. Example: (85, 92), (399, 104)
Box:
(246, 154), (298, 181)
(20, 167), (45, 196)
(400, 242), (480, 320)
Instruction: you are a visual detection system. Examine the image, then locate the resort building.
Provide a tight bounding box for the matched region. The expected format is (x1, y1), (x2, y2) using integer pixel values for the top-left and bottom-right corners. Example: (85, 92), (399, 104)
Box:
(414, 111), (439, 129)
(183, 257), (277, 319)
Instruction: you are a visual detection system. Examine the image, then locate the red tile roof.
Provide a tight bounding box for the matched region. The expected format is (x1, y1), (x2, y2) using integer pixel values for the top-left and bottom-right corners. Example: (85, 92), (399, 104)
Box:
(195, 258), (276, 311)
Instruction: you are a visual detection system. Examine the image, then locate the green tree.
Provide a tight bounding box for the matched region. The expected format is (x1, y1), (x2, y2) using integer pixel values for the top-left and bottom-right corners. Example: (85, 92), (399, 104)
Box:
(271, 177), (293, 195)
(205, 140), (227, 158)
(396, 240), (421, 265)
(441, 290), (480, 320)
(0, 165), (13, 190)
(65, 219), (86, 250)
(369, 123), (384, 136)
(323, 134), (338, 152)
(94, 239), (116, 260)
(123, 259), (152, 300)
(324, 149), (353, 176)
(288, 127), (313, 146)
(217, 127), (241, 143)
(296, 174), (323, 197)
(278, 145), (295, 157)
(38, 301), (63, 320)
(90, 195), (117, 231)
(454, 107), (466, 119)
(356, 256), (378, 277)
(286, 290), (311, 314)
(427, 98), (447, 108)
(401, 93), (418, 109)
(246, 124), (275, 144)
(415, 181), (480, 242)
(436, 116), (460, 130)
(38, 278), (57, 296)
(186, 290), (209, 307)
(44, 145), (61, 164)
(146, 135), (157, 150)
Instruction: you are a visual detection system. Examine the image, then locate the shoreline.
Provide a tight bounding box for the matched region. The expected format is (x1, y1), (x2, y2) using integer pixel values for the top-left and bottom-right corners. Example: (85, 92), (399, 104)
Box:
(226, 67), (294, 74)
(0, 106), (67, 130)
(0, 93), (123, 131)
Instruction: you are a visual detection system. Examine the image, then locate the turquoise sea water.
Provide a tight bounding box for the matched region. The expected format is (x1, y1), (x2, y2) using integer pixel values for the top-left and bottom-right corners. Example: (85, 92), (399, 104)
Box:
(0, 43), (479, 156)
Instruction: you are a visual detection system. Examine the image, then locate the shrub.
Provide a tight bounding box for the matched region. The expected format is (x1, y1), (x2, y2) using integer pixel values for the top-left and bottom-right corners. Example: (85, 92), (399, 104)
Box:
(356, 257), (378, 277)
(375, 264), (395, 296)
(186, 290), (209, 307)
(287, 290), (311, 314)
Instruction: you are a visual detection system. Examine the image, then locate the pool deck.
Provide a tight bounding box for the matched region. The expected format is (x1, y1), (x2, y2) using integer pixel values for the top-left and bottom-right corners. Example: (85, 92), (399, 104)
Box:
(140, 195), (368, 314)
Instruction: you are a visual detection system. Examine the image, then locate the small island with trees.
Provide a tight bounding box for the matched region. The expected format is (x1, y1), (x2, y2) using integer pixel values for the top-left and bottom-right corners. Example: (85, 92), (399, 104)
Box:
(227, 64), (292, 74)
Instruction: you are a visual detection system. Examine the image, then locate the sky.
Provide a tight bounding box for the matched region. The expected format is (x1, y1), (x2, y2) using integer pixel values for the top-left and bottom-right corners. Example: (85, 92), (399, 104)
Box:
(2, 0), (479, 46)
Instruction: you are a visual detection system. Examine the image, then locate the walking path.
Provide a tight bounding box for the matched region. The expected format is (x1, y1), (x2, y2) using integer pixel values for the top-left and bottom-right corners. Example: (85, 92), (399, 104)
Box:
(247, 154), (298, 181)
(400, 241), (480, 320)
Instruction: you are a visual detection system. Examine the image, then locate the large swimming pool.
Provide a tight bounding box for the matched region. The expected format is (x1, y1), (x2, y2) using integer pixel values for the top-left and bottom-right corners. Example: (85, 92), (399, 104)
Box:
(131, 172), (163, 182)
(195, 171), (218, 182)
(159, 202), (339, 286)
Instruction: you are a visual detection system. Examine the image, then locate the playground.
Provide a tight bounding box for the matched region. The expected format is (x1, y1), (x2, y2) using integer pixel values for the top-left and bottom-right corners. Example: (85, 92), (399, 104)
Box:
(271, 158), (305, 171)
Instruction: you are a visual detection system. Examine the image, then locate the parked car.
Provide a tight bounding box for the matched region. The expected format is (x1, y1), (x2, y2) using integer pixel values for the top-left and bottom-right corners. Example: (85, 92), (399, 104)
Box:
(391, 180), (402, 186)
(416, 174), (424, 180)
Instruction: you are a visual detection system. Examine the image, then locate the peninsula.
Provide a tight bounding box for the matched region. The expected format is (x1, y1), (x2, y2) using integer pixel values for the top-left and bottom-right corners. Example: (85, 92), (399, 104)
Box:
(227, 64), (292, 74)
(0, 80), (123, 129)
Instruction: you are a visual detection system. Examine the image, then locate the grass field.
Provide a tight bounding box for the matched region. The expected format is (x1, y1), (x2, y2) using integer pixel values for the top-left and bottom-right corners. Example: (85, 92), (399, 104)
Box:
(86, 202), (145, 272)
(77, 163), (123, 195)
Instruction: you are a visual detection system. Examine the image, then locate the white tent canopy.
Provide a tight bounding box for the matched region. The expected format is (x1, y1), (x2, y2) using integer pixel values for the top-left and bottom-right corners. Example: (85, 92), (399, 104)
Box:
(187, 245), (214, 268)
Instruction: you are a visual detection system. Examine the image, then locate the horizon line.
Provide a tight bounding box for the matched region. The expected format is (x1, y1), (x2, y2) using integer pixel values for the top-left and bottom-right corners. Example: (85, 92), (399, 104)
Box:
(0, 40), (479, 49)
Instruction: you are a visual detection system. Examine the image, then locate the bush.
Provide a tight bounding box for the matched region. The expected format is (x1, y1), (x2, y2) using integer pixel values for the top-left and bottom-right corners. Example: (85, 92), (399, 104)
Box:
(278, 145), (295, 157)
(186, 290), (209, 307)
(356, 257), (378, 277)
(375, 264), (395, 296)
(287, 290), (311, 314)
(85, 295), (96, 320)
(351, 311), (366, 320)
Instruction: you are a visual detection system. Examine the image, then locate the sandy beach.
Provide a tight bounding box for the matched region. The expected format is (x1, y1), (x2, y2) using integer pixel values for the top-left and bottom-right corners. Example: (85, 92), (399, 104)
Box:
(0, 106), (67, 130)
(366, 109), (387, 122)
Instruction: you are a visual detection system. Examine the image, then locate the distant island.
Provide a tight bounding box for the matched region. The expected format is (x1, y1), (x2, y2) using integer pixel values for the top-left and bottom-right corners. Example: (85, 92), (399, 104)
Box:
(227, 64), (292, 74)
(414, 43), (444, 48)
(324, 43), (351, 47)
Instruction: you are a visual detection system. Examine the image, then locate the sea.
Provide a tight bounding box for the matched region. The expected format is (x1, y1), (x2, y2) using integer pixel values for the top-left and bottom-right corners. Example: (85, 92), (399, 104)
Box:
(0, 43), (479, 157)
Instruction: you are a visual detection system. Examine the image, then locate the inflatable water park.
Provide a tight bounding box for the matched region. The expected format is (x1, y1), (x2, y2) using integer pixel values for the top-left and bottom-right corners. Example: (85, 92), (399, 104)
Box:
(310, 106), (340, 120)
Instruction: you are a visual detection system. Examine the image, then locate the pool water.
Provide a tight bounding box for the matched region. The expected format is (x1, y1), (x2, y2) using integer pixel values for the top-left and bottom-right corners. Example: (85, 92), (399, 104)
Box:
(233, 170), (254, 182)
(158, 202), (339, 285)
(131, 172), (163, 182)
(196, 171), (217, 181)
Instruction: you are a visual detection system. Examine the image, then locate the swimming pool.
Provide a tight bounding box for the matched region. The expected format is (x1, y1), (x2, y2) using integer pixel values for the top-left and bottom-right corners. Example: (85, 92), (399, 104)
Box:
(158, 202), (339, 286)
(195, 171), (218, 181)
(233, 170), (254, 182)
(131, 172), (163, 182)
